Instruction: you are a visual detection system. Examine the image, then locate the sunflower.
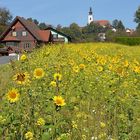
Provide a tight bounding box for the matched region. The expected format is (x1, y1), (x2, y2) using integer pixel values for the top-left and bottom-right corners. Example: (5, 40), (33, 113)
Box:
(97, 66), (103, 72)
(79, 64), (86, 70)
(54, 73), (62, 81)
(6, 88), (20, 103)
(33, 68), (45, 79)
(72, 66), (79, 73)
(13, 72), (30, 85)
(53, 96), (66, 106)
(20, 54), (27, 61)
(50, 81), (57, 87)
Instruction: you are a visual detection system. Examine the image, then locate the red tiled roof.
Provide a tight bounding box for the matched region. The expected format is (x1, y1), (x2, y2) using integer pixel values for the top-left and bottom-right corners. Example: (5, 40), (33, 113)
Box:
(3, 36), (20, 41)
(38, 30), (51, 42)
(94, 20), (110, 26)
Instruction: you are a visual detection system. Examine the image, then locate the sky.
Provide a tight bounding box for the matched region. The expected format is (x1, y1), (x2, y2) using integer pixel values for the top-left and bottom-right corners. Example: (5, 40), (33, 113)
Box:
(0, 0), (140, 29)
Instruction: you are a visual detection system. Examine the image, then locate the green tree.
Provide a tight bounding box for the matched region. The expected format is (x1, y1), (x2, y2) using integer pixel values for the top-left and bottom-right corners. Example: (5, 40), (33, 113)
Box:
(0, 7), (12, 35)
(0, 7), (12, 25)
(112, 19), (125, 31)
(134, 6), (140, 30)
(27, 18), (39, 25)
(39, 23), (47, 30)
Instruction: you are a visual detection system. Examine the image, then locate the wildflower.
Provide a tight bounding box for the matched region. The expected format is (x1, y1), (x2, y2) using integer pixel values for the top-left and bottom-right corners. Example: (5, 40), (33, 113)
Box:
(100, 58), (106, 65)
(25, 131), (33, 140)
(108, 64), (113, 71)
(79, 64), (86, 70)
(6, 88), (20, 103)
(86, 57), (91, 62)
(123, 60), (129, 67)
(133, 66), (140, 73)
(54, 73), (62, 81)
(50, 81), (57, 87)
(53, 96), (66, 106)
(20, 54), (27, 61)
(37, 118), (45, 126)
(13, 72), (30, 85)
(72, 121), (78, 129)
(69, 59), (75, 66)
(97, 66), (103, 72)
(100, 122), (106, 128)
(72, 66), (79, 73)
(34, 68), (45, 79)
(57, 133), (70, 140)
(82, 135), (86, 140)
(0, 115), (6, 124)
(98, 132), (106, 139)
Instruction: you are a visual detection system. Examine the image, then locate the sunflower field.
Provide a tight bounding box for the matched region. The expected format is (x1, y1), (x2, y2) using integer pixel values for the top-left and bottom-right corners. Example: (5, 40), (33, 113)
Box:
(0, 43), (140, 140)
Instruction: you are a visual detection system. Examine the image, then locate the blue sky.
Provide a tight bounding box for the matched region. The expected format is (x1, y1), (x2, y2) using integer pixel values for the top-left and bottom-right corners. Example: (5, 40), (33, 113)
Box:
(0, 0), (139, 29)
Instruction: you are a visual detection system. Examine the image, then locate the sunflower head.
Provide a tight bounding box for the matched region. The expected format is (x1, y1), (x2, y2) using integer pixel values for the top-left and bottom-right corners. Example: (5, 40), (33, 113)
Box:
(54, 73), (62, 81)
(50, 81), (57, 87)
(20, 54), (27, 61)
(6, 88), (19, 103)
(33, 68), (45, 79)
(53, 96), (66, 106)
(97, 66), (103, 72)
(72, 66), (79, 73)
(13, 72), (30, 85)
(79, 64), (86, 70)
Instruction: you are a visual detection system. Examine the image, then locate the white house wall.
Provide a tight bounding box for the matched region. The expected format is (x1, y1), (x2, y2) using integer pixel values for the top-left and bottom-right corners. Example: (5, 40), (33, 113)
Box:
(51, 30), (68, 43)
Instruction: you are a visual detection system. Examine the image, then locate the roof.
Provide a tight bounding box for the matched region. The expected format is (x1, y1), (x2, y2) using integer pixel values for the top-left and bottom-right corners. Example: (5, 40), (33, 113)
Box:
(38, 30), (51, 42)
(45, 27), (71, 40)
(0, 16), (51, 42)
(2, 36), (20, 42)
(94, 20), (110, 26)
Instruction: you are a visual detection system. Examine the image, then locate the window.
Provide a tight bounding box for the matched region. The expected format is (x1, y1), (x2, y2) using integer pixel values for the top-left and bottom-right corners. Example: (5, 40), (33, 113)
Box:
(12, 31), (17, 37)
(24, 43), (31, 49)
(53, 34), (58, 38)
(6, 42), (19, 47)
(22, 31), (27, 36)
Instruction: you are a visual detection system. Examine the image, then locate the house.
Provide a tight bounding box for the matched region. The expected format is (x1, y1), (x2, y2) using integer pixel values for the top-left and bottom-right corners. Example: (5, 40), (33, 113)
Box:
(0, 16), (52, 53)
(45, 27), (71, 43)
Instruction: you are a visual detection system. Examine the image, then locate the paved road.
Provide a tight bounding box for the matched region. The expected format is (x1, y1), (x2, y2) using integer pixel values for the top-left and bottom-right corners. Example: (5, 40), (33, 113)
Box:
(0, 55), (19, 65)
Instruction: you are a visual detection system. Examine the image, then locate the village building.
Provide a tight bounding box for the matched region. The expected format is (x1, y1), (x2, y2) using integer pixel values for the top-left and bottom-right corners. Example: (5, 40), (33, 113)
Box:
(88, 7), (110, 27)
(46, 27), (71, 43)
(0, 16), (70, 53)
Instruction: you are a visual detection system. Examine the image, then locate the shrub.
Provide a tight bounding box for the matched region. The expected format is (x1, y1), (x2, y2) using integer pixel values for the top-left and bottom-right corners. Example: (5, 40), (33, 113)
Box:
(115, 37), (140, 46)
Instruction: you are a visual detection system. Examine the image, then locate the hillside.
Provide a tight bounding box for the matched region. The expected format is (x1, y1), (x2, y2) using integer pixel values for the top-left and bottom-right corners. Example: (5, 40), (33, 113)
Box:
(1, 43), (140, 140)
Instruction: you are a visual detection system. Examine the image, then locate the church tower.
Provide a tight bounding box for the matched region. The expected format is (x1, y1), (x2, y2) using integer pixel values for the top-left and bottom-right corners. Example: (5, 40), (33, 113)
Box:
(88, 7), (93, 24)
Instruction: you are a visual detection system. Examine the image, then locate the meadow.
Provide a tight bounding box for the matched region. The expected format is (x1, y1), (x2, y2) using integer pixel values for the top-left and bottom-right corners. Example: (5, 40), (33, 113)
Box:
(0, 43), (140, 140)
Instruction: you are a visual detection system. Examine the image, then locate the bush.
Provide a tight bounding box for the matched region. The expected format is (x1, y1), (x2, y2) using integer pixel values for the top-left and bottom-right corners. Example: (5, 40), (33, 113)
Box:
(115, 37), (140, 46)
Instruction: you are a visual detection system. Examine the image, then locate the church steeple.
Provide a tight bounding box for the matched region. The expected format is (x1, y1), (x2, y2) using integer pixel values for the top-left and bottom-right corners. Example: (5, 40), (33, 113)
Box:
(88, 7), (93, 24)
(89, 7), (93, 15)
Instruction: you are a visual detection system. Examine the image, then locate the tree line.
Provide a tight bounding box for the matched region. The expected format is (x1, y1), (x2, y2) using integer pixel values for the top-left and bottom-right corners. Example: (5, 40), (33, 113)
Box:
(0, 6), (140, 42)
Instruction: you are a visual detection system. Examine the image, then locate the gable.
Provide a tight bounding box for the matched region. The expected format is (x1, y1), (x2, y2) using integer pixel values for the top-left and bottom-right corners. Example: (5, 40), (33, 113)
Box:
(0, 16), (51, 42)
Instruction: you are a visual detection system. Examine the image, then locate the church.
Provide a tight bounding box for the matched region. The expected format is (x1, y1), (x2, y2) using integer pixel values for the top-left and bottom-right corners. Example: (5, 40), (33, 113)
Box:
(88, 7), (110, 27)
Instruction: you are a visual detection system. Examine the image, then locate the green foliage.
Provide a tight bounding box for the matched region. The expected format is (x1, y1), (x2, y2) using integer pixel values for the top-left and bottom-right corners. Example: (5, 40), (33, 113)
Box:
(0, 7), (12, 25)
(39, 23), (47, 30)
(0, 7), (12, 35)
(112, 19), (125, 31)
(134, 6), (140, 24)
(115, 37), (140, 46)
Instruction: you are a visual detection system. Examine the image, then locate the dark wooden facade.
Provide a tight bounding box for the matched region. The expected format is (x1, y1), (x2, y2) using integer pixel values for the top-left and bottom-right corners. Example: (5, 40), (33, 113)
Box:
(0, 16), (51, 53)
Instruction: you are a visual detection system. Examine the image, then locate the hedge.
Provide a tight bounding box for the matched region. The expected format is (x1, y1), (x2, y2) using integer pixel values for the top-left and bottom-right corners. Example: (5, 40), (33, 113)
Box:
(115, 37), (140, 46)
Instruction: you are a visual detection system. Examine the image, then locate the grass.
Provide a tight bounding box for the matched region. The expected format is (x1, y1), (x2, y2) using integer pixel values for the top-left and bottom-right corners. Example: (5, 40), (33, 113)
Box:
(0, 43), (140, 140)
